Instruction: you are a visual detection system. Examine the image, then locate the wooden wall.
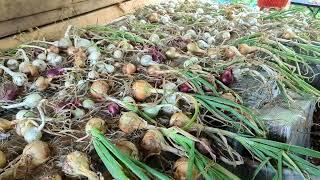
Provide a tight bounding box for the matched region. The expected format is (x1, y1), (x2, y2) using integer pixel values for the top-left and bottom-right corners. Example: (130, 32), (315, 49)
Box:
(0, 0), (167, 49)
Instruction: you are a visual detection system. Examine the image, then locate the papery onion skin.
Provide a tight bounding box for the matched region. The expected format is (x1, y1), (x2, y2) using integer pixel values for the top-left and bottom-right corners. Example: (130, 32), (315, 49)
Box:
(132, 80), (153, 101)
(119, 112), (148, 133)
(90, 80), (109, 100)
(22, 140), (50, 167)
(116, 140), (140, 160)
(141, 129), (164, 154)
(170, 112), (190, 127)
(85, 118), (106, 134)
(174, 157), (199, 180)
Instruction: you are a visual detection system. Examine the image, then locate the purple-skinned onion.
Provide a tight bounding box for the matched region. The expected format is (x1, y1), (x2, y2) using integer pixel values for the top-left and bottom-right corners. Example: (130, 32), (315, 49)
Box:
(219, 69), (234, 86)
(178, 83), (192, 93)
(107, 103), (120, 116)
(0, 83), (18, 101)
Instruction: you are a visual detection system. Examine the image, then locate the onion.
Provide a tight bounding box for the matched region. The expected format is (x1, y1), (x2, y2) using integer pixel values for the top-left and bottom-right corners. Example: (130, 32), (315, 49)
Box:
(72, 108), (85, 119)
(119, 112), (152, 133)
(0, 118), (14, 132)
(47, 52), (63, 66)
(87, 47), (101, 66)
(116, 139), (139, 160)
(113, 50), (123, 59)
(39, 174), (62, 180)
(47, 45), (60, 54)
(178, 83), (192, 93)
(197, 40), (209, 49)
(122, 63), (136, 75)
(141, 129), (170, 154)
(187, 42), (206, 55)
(142, 105), (162, 118)
(148, 13), (160, 23)
(87, 70), (99, 79)
(107, 103), (120, 116)
(62, 151), (100, 180)
(165, 47), (181, 59)
(118, 41), (134, 51)
(219, 31), (231, 41)
(34, 76), (52, 91)
(140, 55), (157, 66)
(174, 157), (199, 180)
(132, 80), (153, 101)
(147, 65), (161, 76)
(169, 112), (190, 128)
(0, 150), (6, 168)
(160, 15), (171, 24)
(16, 109), (37, 120)
(219, 69), (234, 86)
(224, 46), (241, 59)
(2, 93), (42, 109)
(82, 99), (95, 109)
(85, 117), (106, 134)
(0, 82), (18, 101)
(238, 44), (256, 55)
(74, 48), (87, 68)
(149, 34), (160, 44)
(196, 137), (211, 155)
(6, 59), (19, 70)
(46, 67), (65, 78)
(32, 59), (47, 72)
(0, 64), (28, 86)
(90, 80), (109, 100)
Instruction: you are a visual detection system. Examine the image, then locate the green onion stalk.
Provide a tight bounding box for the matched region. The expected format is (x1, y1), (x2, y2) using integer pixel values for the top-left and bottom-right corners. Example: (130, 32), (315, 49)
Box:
(170, 114), (320, 179)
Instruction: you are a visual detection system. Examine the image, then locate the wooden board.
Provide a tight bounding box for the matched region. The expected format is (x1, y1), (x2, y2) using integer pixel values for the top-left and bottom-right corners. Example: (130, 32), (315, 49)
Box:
(0, 0), (86, 22)
(0, 0), (124, 38)
(0, 0), (168, 49)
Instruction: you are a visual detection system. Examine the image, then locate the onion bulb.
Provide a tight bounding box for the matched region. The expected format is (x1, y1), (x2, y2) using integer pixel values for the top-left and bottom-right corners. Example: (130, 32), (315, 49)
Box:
(132, 80), (153, 101)
(85, 118), (106, 134)
(187, 42), (206, 55)
(148, 13), (160, 23)
(72, 108), (85, 119)
(73, 48), (87, 68)
(16, 109), (37, 120)
(178, 83), (192, 93)
(174, 157), (199, 180)
(2, 93), (42, 109)
(32, 59), (47, 72)
(224, 46), (241, 59)
(196, 137), (211, 155)
(219, 69), (234, 86)
(119, 112), (153, 133)
(122, 63), (136, 75)
(141, 129), (167, 154)
(169, 112), (190, 128)
(282, 29), (296, 40)
(107, 103), (120, 116)
(147, 65), (161, 76)
(19, 63), (39, 77)
(0, 64), (28, 86)
(62, 151), (100, 180)
(166, 47), (181, 59)
(113, 50), (123, 59)
(47, 46), (60, 54)
(6, 59), (19, 70)
(140, 55), (157, 66)
(238, 44), (256, 55)
(34, 76), (52, 91)
(0, 82), (18, 101)
(0, 150), (6, 168)
(82, 99), (95, 109)
(0, 118), (14, 132)
(47, 52), (63, 66)
(116, 139), (139, 160)
(90, 80), (109, 100)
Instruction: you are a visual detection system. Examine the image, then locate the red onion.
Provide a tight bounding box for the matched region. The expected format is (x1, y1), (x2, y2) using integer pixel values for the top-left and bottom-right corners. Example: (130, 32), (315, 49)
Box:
(178, 83), (192, 93)
(46, 67), (65, 78)
(107, 103), (120, 116)
(0, 83), (18, 101)
(219, 69), (234, 86)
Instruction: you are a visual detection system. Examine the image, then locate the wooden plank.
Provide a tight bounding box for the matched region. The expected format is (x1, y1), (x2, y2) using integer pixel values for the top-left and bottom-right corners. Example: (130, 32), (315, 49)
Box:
(0, 0), (125, 38)
(0, 0), (168, 49)
(0, 0), (86, 22)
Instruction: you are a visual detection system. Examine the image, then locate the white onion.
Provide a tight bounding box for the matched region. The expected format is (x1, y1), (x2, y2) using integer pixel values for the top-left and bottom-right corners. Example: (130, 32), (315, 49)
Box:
(139, 19), (147, 24)
(87, 47), (101, 66)
(2, 93), (42, 109)
(203, 32), (211, 40)
(16, 110), (37, 120)
(6, 59), (19, 70)
(0, 64), (28, 86)
(160, 15), (171, 24)
(72, 108), (85, 119)
(140, 55), (157, 66)
(87, 70), (99, 79)
(82, 99), (95, 109)
(75, 37), (92, 49)
(197, 40), (209, 49)
(47, 52), (63, 66)
(37, 53), (47, 60)
(57, 38), (72, 48)
(207, 37), (216, 45)
(32, 59), (47, 72)
(196, 8), (204, 14)
(113, 50), (124, 59)
(149, 34), (160, 43)
(106, 44), (116, 50)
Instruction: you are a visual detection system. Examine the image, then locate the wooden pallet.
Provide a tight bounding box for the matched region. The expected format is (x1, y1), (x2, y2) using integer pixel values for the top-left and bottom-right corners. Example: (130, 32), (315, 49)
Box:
(0, 0), (166, 49)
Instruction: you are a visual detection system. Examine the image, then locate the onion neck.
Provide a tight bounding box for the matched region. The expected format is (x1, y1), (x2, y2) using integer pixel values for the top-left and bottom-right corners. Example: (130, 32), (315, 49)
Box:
(1, 102), (24, 109)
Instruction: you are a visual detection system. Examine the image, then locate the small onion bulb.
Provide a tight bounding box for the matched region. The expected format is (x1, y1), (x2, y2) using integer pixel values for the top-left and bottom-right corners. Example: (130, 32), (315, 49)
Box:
(122, 63), (136, 75)
(90, 80), (109, 100)
(119, 112), (151, 133)
(116, 140), (139, 160)
(2, 93), (42, 109)
(85, 118), (106, 134)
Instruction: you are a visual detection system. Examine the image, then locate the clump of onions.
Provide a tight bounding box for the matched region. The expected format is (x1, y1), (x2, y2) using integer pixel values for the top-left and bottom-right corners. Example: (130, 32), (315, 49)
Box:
(116, 139), (139, 160)
(62, 151), (100, 180)
(0, 150), (6, 168)
(0, 82), (18, 101)
(174, 157), (199, 180)
(90, 80), (109, 100)
(187, 42), (206, 55)
(219, 69), (234, 86)
(107, 103), (120, 116)
(0, 118), (15, 132)
(34, 76), (52, 91)
(122, 63), (136, 75)
(148, 13), (160, 23)
(2, 93), (42, 109)
(0, 64), (28, 86)
(238, 44), (256, 55)
(178, 83), (192, 93)
(85, 117), (106, 134)
(119, 112), (154, 133)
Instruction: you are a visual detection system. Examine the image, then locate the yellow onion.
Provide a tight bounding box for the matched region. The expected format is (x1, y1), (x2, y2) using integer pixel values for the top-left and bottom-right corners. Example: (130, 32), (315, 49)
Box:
(119, 112), (151, 133)
(238, 44), (256, 55)
(74, 48), (87, 68)
(20, 64), (39, 77)
(116, 139), (139, 160)
(169, 112), (190, 128)
(148, 13), (160, 23)
(224, 46), (241, 59)
(147, 65), (161, 76)
(62, 151), (100, 180)
(122, 63), (136, 75)
(187, 42), (206, 56)
(282, 29), (296, 39)
(141, 129), (165, 154)
(67, 46), (77, 56)
(21, 140), (50, 167)
(35, 76), (52, 91)
(173, 157), (199, 180)
(0, 150), (6, 168)
(132, 80), (153, 101)
(90, 80), (109, 100)
(165, 47), (181, 59)
(0, 118), (14, 132)
(207, 47), (219, 57)
(85, 118), (106, 134)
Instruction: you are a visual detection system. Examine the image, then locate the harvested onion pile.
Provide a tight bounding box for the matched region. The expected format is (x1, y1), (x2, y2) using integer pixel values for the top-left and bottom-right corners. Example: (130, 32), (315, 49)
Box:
(1, 1), (320, 179)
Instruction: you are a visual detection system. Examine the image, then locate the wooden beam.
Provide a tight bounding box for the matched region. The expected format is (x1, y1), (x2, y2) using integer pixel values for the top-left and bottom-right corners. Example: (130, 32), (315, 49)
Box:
(0, 0), (125, 38)
(0, 0), (167, 49)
